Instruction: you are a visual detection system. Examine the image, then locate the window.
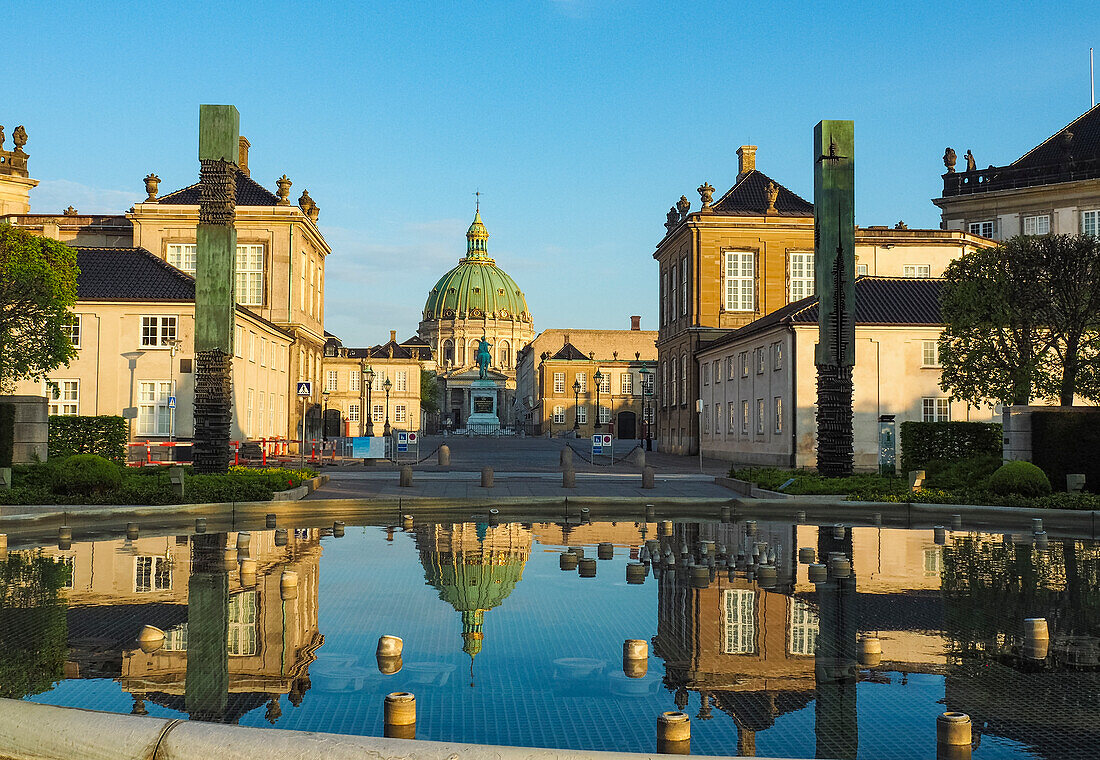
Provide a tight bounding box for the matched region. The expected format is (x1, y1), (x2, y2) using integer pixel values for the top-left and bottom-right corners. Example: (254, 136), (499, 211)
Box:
(670, 263), (677, 320)
(62, 314), (81, 349)
(349, 370), (360, 392)
(228, 591), (258, 656)
(924, 548), (943, 577)
(246, 389), (253, 437)
(729, 402), (737, 434)
(396, 370), (408, 392)
(235, 245), (264, 306)
(641, 369), (654, 396)
(788, 252), (814, 301)
(680, 256), (688, 316)
(299, 252), (307, 311)
(788, 598), (819, 656)
(597, 372), (611, 395)
(621, 372), (633, 395)
(248, 332), (255, 362)
(499, 341), (510, 368)
(680, 354), (687, 404)
(714, 359), (721, 384)
(308, 260), (315, 318)
(577, 406), (587, 424)
(774, 397), (783, 433)
(922, 340), (940, 367)
(443, 339), (455, 365)
(134, 555), (171, 592)
(48, 380), (79, 415)
(856, 263), (869, 276)
(372, 404), (384, 424)
(741, 400), (749, 434)
(1023, 214), (1050, 236)
(298, 349), (305, 380)
(669, 360), (676, 406)
(576, 372), (587, 393)
(756, 398), (765, 435)
(234, 325), (243, 357)
(644, 404), (654, 424)
(138, 381), (173, 435)
(598, 405), (611, 424)
(756, 348), (765, 374)
(553, 405), (566, 424)
(724, 251), (755, 311)
(923, 397), (950, 422)
(141, 316), (177, 347)
(773, 342), (783, 370)
(55, 555), (75, 589)
(553, 372), (565, 394)
(703, 407), (710, 434)
(739, 351), (748, 378)
(269, 392), (275, 432)
(969, 220), (995, 238)
(394, 404), (407, 424)
(661, 270), (669, 325)
(714, 404), (721, 435)
(723, 589), (757, 654)
(324, 370), (337, 392)
(1084, 210), (1100, 237)
(166, 243), (197, 273)
(903, 264), (931, 278)
(372, 370), (385, 391)
(727, 356), (735, 380)
(662, 362), (668, 407)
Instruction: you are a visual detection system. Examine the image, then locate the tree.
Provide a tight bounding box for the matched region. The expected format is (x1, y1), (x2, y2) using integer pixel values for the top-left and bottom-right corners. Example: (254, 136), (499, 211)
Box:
(420, 369), (440, 415)
(938, 239), (1051, 407)
(0, 225), (79, 394)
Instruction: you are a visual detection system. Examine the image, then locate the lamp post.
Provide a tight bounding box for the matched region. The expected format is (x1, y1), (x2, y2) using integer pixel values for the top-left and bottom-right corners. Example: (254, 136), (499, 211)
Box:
(322, 389), (330, 444)
(364, 366), (375, 436)
(166, 338), (182, 443)
(640, 363), (653, 451)
(572, 378), (581, 432)
(383, 377), (393, 437)
(594, 369), (603, 431)
(121, 351), (145, 444)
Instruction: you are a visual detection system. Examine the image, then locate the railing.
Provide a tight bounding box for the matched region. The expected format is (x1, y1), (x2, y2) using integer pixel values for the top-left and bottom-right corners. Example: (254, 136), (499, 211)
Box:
(941, 157), (1100, 197)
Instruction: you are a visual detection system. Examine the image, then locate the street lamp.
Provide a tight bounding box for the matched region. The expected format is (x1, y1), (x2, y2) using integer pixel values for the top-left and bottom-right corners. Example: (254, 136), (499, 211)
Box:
(364, 365), (376, 436)
(166, 338), (182, 443)
(322, 388), (330, 443)
(383, 377), (393, 437)
(121, 351), (145, 444)
(640, 363), (653, 451)
(594, 369), (604, 431)
(572, 378), (581, 432)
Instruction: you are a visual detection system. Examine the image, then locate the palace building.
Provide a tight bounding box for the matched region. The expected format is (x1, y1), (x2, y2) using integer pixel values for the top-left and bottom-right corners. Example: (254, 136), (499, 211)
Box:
(418, 207), (534, 429)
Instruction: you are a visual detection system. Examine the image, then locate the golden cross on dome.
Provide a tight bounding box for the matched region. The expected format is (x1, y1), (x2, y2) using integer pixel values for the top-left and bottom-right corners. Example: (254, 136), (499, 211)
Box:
(474, 189), (481, 211)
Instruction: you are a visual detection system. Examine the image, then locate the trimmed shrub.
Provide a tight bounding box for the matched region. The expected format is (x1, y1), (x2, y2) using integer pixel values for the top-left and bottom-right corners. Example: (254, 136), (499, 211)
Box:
(55, 454), (122, 495)
(900, 421), (1002, 473)
(989, 461), (1052, 497)
(1031, 410), (1100, 492)
(922, 454), (1002, 491)
(0, 403), (14, 468)
(49, 416), (127, 463)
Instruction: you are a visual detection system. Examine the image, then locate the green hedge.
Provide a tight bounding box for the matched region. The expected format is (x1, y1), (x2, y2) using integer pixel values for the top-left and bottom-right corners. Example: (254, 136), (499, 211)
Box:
(989, 460), (1052, 497)
(0, 403), (14, 468)
(900, 421), (1002, 473)
(49, 416), (127, 463)
(1031, 410), (1100, 492)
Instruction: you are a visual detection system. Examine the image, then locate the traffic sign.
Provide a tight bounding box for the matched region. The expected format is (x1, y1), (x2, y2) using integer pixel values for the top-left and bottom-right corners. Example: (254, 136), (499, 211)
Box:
(167, 395), (176, 409)
(408, 432), (417, 443)
(296, 381), (312, 397)
(397, 431), (409, 452)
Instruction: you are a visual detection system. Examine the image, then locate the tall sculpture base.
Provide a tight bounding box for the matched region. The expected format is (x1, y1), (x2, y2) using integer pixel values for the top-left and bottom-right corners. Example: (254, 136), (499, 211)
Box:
(816, 364), (853, 477)
(193, 349), (233, 474)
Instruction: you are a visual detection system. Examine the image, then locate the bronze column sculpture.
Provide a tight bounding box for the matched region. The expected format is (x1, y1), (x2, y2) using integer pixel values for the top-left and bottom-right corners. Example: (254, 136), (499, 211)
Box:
(813, 121), (856, 477)
(193, 105), (239, 474)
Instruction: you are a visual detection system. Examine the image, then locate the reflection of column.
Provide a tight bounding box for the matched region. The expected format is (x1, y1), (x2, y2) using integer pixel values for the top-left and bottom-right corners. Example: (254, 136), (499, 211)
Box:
(185, 533), (230, 722)
(815, 526), (858, 760)
(737, 726), (756, 757)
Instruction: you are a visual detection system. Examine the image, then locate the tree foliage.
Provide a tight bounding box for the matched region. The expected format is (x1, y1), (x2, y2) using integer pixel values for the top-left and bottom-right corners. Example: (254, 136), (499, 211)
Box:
(420, 369), (440, 414)
(0, 550), (69, 699)
(939, 234), (1100, 406)
(0, 225), (79, 393)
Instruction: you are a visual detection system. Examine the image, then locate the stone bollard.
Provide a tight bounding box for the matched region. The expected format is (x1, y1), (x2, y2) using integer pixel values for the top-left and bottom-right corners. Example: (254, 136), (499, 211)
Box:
(657, 711), (691, 755)
(399, 466), (413, 488)
(1067, 473), (1086, 493)
(635, 448), (646, 470)
(560, 551), (579, 571)
(624, 638), (648, 677)
(274, 528), (288, 546)
(1031, 518), (1043, 533)
(0, 533), (7, 560)
(169, 466), (186, 498)
(195, 517), (207, 534)
(598, 542), (614, 560)
(383, 692), (416, 740)
(438, 444), (450, 467)
(936, 712), (972, 760)
(568, 546), (584, 559)
(403, 514), (414, 531)
(829, 556), (851, 578)
(578, 558), (597, 577)
(641, 466), (655, 489)
(934, 526), (947, 545)
(560, 447), (573, 468)
(333, 521), (345, 537)
(756, 564), (777, 588)
(377, 653), (403, 675)
(563, 467), (576, 489)
(660, 520), (673, 536)
(690, 565), (710, 589)
(266, 513), (277, 529)
(859, 636), (882, 667)
(239, 559), (258, 587)
(645, 503), (656, 522)
(809, 563), (828, 584)
(126, 523), (140, 541)
(798, 547), (816, 564)
(1023, 618), (1049, 659)
(236, 531), (251, 550)
(1034, 530), (1049, 549)
(795, 510), (807, 523)
(720, 504), (731, 522)
(832, 523), (846, 540)
(626, 562), (646, 584)
(280, 570), (298, 601)
(745, 519), (758, 535)
(481, 466), (494, 488)
(377, 635), (403, 657)
(872, 512), (883, 526)
(951, 514), (963, 531)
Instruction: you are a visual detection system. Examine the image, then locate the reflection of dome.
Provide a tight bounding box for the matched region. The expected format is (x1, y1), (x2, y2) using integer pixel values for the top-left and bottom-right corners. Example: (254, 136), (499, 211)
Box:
(421, 210), (532, 324)
(417, 523), (531, 662)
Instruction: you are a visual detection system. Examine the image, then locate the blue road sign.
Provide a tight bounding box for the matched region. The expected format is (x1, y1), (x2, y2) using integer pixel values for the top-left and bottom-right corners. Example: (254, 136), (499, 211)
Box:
(296, 381), (312, 397)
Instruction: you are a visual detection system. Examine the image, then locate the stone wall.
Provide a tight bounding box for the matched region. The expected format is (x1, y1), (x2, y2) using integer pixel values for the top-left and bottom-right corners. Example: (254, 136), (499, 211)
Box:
(2, 395), (47, 463)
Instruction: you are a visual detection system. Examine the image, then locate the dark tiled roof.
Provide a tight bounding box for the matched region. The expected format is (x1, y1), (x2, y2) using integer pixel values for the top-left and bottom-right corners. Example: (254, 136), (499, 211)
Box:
(156, 172), (282, 206)
(709, 170), (814, 217)
(705, 277), (944, 350)
(345, 341), (432, 361)
(551, 342), (589, 361)
(401, 336), (430, 347)
(1010, 103), (1100, 170)
(75, 247), (195, 301)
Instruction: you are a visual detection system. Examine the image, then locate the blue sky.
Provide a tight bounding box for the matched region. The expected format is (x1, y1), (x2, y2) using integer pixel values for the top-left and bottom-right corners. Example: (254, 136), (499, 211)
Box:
(8, 1), (1099, 345)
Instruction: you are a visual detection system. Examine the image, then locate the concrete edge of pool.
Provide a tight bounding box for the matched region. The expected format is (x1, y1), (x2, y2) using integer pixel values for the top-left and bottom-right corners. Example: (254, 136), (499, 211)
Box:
(0, 698), (786, 760)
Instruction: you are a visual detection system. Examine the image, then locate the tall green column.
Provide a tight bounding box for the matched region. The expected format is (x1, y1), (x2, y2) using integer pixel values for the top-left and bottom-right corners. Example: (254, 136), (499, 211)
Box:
(184, 533), (230, 721)
(813, 121), (856, 477)
(193, 105), (238, 473)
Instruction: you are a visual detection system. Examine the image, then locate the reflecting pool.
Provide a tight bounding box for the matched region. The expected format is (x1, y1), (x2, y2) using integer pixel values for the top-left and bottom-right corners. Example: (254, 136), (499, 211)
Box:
(3, 516), (1100, 758)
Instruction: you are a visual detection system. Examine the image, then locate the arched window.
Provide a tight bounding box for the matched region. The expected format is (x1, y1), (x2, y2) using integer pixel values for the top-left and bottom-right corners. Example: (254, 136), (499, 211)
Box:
(443, 339), (454, 365)
(499, 340), (511, 369)
(468, 340), (480, 366)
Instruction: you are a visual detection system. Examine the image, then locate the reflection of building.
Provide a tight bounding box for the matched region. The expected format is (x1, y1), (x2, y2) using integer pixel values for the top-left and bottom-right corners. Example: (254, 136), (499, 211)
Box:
(415, 523), (531, 674)
(46, 529), (323, 723)
(531, 521), (655, 551)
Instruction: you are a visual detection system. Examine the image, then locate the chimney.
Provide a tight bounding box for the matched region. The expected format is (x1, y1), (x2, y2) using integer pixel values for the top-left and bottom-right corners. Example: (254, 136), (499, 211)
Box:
(563, 332), (570, 346)
(630, 315), (641, 331)
(390, 330), (397, 344)
(737, 145), (757, 181)
(238, 136), (250, 177)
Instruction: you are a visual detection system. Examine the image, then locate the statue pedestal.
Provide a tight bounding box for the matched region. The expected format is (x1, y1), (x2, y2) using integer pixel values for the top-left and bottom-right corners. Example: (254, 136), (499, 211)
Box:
(467, 379), (500, 432)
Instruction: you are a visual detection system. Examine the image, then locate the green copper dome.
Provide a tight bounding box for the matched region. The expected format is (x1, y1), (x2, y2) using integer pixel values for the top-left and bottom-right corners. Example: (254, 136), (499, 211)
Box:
(422, 210), (532, 323)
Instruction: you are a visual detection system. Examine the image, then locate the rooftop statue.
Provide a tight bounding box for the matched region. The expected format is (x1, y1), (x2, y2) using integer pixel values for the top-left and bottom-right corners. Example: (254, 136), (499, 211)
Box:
(964, 149), (977, 172)
(943, 147), (956, 173)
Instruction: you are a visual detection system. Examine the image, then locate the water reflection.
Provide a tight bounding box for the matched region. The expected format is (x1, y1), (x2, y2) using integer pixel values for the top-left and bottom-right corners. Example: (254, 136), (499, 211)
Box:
(7, 517), (1099, 758)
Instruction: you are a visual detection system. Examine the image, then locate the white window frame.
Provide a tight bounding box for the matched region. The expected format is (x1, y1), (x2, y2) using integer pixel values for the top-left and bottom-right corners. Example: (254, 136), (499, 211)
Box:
(774, 396), (783, 433)
(723, 589), (757, 654)
(788, 251), (814, 301)
(670, 263), (677, 320)
(134, 555), (171, 593)
(714, 404), (721, 435)
(227, 590), (258, 656)
(394, 404), (407, 424)
(62, 314), (81, 349)
(856, 263), (869, 276)
(166, 243), (197, 273)
(553, 372), (565, 394)
(903, 264), (931, 278)
(773, 342), (783, 371)
(396, 370), (408, 393)
(577, 405), (587, 425)
(729, 402), (737, 434)
(922, 397), (950, 422)
(598, 405), (611, 424)
(922, 340), (941, 368)
(679, 353), (687, 405)
(349, 370), (360, 392)
(372, 404), (384, 424)
(1083, 209), (1100, 237)
(234, 325), (243, 358)
(141, 316), (177, 348)
(576, 372), (587, 393)
(348, 402), (360, 422)
(620, 372), (633, 395)
(680, 256), (688, 316)
(741, 400), (749, 434)
(724, 251), (755, 312)
(138, 381), (173, 436)
(968, 220), (995, 238)
(553, 405), (566, 425)
(326, 370), (338, 392)
(597, 372), (610, 395)
(739, 351), (748, 378)
(788, 597), (819, 656)
(48, 379), (79, 416)
(1023, 214), (1050, 236)
(756, 398), (765, 435)
(246, 388), (253, 437)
